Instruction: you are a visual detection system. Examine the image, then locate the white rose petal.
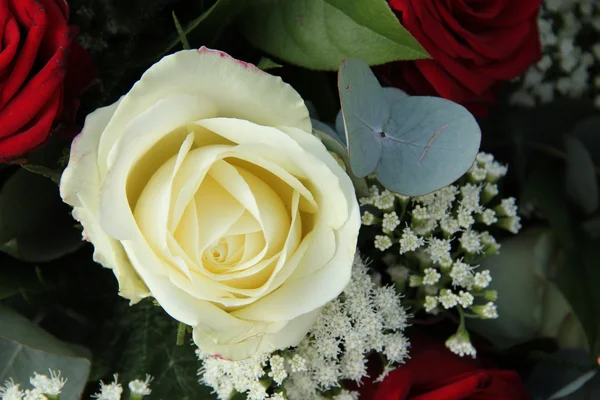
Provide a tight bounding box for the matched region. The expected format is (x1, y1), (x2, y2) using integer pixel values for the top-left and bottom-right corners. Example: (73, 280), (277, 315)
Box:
(60, 48), (360, 361)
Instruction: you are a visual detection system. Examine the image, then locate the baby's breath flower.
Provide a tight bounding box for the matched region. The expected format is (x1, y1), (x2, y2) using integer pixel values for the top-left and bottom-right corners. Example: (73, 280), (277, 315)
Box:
(398, 227), (424, 254)
(460, 184), (481, 212)
(438, 289), (459, 309)
(1, 379), (24, 400)
(268, 355), (288, 385)
(23, 389), (46, 400)
(333, 390), (359, 400)
(498, 216), (522, 234)
(446, 330), (477, 358)
(473, 270), (492, 289)
(468, 165), (488, 182)
(128, 375), (153, 398)
(412, 205), (429, 220)
(478, 209), (498, 226)
(440, 217), (460, 236)
(457, 205), (475, 229)
(482, 183), (499, 203)
(374, 235), (393, 251)
(422, 268), (441, 285)
(449, 260), (474, 289)
(361, 211), (376, 226)
(424, 296), (439, 313)
(476, 152), (494, 166)
(459, 230), (482, 254)
(457, 291), (475, 308)
(288, 354), (308, 373)
(472, 302), (499, 319)
(426, 238), (452, 264)
(92, 375), (123, 400)
(487, 162), (508, 182)
(496, 197), (518, 217)
(30, 370), (66, 397)
(374, 190), (395, 210)
(382, 212), (400, 232)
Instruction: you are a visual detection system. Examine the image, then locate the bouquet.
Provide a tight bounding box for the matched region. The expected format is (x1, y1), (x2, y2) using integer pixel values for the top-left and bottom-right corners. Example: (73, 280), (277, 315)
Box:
(1, 1), (599, 400)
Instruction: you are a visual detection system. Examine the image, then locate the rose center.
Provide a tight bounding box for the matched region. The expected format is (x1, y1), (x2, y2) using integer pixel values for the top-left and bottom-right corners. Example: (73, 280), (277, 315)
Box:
(205, 238), (229, 264)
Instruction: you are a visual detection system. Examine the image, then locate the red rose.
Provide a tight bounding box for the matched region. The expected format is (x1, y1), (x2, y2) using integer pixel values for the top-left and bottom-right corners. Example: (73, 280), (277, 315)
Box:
(380, 0), (542, 115)
(359, 337), (530, 400)
(0, 0), (95, 161)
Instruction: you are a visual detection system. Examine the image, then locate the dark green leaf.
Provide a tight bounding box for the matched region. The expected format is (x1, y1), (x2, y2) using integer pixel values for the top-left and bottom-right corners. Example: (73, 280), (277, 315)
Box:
(20, 165), (62, 185)
(571, 115), (600, 166)
(257, 57), (282, 70)
(172, 12), (191, 50)
(0, 306), (91, 398)
(238, 0), (428, 71)
(339, 58), (480, 195)
(324, 0), (428, 59)
(116, 301), (215, 400)
(528, 349), (600, 400)
(0, 169), (84, 262)
(565, 136), (599, 214)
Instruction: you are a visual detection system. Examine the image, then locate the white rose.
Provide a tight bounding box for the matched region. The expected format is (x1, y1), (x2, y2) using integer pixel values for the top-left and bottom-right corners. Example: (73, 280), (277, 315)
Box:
(60, 48), (360, 360)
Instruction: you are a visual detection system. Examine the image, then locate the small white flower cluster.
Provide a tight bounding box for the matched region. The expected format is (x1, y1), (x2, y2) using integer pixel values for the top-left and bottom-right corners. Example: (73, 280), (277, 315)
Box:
(198, 256), (409, 400)
(510, 1), (600, 108)
(360, 152), (520, 357)
(0, 372), (152, 400)
(0, 370), (66, 400)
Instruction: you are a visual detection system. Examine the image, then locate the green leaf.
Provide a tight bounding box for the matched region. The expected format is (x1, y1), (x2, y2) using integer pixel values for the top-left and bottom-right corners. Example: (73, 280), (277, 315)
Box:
(557, 241), (600, 359)
(0, 169), (84, 262)
(565, 136), (599, 214)
(523, 162), (600, 359)
(116, 301), (215, 400)
(172, 12), (191, 50)
(0, 306), (91, 398)
(257, 57), (282, 71)
(164, 0), (240, 54)
(238, 0), (428, 71)
(20, 165), (62, 185)
(549, 370), (598, 399)
(338, 58), (481, 195)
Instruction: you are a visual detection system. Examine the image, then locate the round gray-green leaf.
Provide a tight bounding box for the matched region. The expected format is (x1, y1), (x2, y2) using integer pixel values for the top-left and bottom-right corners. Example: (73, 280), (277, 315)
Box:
(338, 58), (481, 196)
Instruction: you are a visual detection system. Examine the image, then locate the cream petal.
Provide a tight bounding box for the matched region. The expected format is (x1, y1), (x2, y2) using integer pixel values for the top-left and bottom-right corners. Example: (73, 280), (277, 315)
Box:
(193, 308), (321, 361)
(173, 200), (201, 264)
(225, 211), (262, 236)
(98, 94), (217, 241)
(97, 47), (310, 174)
(60, 100), (149, 303)
(134, 133), (195, 259)
(231, 127), (361, 322)
(196, 119), (346, 229)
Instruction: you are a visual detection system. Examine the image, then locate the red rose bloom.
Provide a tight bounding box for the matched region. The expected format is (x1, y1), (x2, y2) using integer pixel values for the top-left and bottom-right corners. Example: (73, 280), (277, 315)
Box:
(359, 338), (530, 400)
(380, 0), (542, 115)
(0, 0), (95, 161)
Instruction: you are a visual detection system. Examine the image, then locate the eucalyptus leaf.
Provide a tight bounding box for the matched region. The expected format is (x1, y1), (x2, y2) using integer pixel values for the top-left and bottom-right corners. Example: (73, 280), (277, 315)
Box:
(0, 169), (84, 262)
(0, 306), (90, 399)
(338, 58), (481, 195)
(565, 136), (599, 214)
(238, 0), (428, 71)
